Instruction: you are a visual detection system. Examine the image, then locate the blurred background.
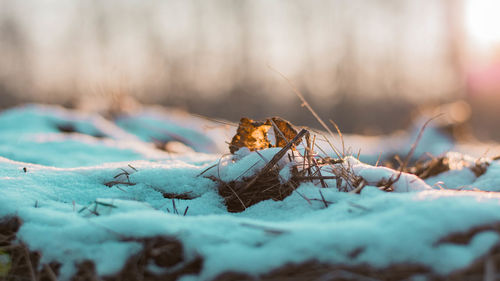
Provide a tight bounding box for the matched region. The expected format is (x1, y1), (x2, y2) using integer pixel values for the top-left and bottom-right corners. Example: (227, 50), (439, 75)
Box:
(1, 0), (500, 139)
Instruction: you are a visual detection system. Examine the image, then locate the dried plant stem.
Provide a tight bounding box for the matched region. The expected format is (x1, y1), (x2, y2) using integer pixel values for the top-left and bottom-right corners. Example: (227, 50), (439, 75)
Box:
(238, 129), (308, 194)
(44, 264), (59, 281)
(24, 247), (36, 281)
(329, 120), (345, 157)
(268, 65), (343, 159)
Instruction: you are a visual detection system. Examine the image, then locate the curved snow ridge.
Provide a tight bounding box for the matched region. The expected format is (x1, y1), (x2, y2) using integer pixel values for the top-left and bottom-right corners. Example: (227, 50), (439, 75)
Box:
(115, 106), (234, 154)
(0, 158), (220, 216)
(343, 156), (432, 192)
(0, 133), (177, 167)
(0, 104), (140, 141)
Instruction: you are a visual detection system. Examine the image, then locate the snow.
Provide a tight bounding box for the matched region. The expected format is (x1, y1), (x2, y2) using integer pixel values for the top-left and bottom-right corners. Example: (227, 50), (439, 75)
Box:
(2, 104), (500, 280)
(345, 156), (431, 192)
(206, 147), (289, 182)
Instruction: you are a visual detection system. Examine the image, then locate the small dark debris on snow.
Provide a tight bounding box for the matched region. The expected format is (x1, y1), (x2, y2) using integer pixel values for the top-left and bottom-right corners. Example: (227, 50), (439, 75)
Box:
(408, 156), (451, 179)
(166, 199), (190, 216)
(55, 122), (105, 138)
(56, 123), (77, 134)
(406, 155), (490, 179)
(161, 191), (195, 200)
(104, 181), (136, 188)
(347, 247), (365, 259)
(151, 136), (194, 153)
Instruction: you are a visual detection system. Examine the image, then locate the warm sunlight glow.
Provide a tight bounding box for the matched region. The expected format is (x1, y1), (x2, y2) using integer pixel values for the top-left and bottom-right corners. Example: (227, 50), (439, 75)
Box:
(465, 0), (500, 49)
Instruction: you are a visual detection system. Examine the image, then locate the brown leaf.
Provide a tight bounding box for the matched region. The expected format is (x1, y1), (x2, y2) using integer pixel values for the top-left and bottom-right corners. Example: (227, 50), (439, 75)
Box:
(270, 117), (299, 148)
(230, 118), (272, 154)
(229, 117), (299, 154)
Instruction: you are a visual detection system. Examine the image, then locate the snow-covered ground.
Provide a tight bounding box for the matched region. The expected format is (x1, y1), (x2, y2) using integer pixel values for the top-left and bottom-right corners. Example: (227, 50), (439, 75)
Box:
(2, 104), (500, 280)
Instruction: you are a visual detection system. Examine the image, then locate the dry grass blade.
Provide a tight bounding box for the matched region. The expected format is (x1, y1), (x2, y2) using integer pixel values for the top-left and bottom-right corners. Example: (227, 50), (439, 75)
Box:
(238, 129), (308, 194)
(294, 176), (339, 180)
(329, 119), (345, 157)
(375, 152), (383, 167)
(223, 182), (247, 211)
(318, 190), (329, 208)
(268, 65), (343, 159)
(269, 118), (291, 145)
(191, 113), (238, 127)
(381, 114), (442, 189)
(397, 115), (443, 176)
(23, 247), (36, 281)
(349, 180), (366, 194)
(288, 182), (312, 205)
(197, 164), (217, 177)
(43, 264), (59, 281)
(104, 181), (136, 188)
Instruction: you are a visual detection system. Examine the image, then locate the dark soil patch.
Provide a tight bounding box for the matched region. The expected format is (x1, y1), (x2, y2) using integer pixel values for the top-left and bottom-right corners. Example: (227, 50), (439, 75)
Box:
(217, 169), (299, 213)
(214, 261), (432, 281)
(0, 216), (57, 281)
(385, 154), (490, 180)
(436, 222), (500, 245)
(102, 236), (203, 281)
(408, 156), (451, 179)
(3, 215), (500, 281)
(213, 253), (500, 281)
(0, 216), (202, 281)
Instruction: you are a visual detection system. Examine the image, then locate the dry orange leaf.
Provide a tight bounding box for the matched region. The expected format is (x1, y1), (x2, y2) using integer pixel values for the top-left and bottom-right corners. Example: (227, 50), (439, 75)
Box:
(270, 117), (299, 148)
(229, 117), (299, 154)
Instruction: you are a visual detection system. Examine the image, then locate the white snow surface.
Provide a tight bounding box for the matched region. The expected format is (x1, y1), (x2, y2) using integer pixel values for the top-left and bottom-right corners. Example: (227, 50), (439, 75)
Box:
(1, 104), (500, 280)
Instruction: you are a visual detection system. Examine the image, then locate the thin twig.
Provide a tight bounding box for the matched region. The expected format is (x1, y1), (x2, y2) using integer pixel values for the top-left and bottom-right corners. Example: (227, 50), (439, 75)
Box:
(198, 164), (217, 177)
(23, 247), (36, 281)
(319, 189), (329, 208)
(104, 181), (136, 187)
(375, 152), (383, 167)
(330, 120), (345, 157)
(382, 114), (443, 189)
(128, 164), (138, 171)
(295, 176), (340, 180)
(238, 129), (308, 194)
(44, 264), (59, 281)
(349, 179), (366, 194)
(191, 113), (238, 127)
